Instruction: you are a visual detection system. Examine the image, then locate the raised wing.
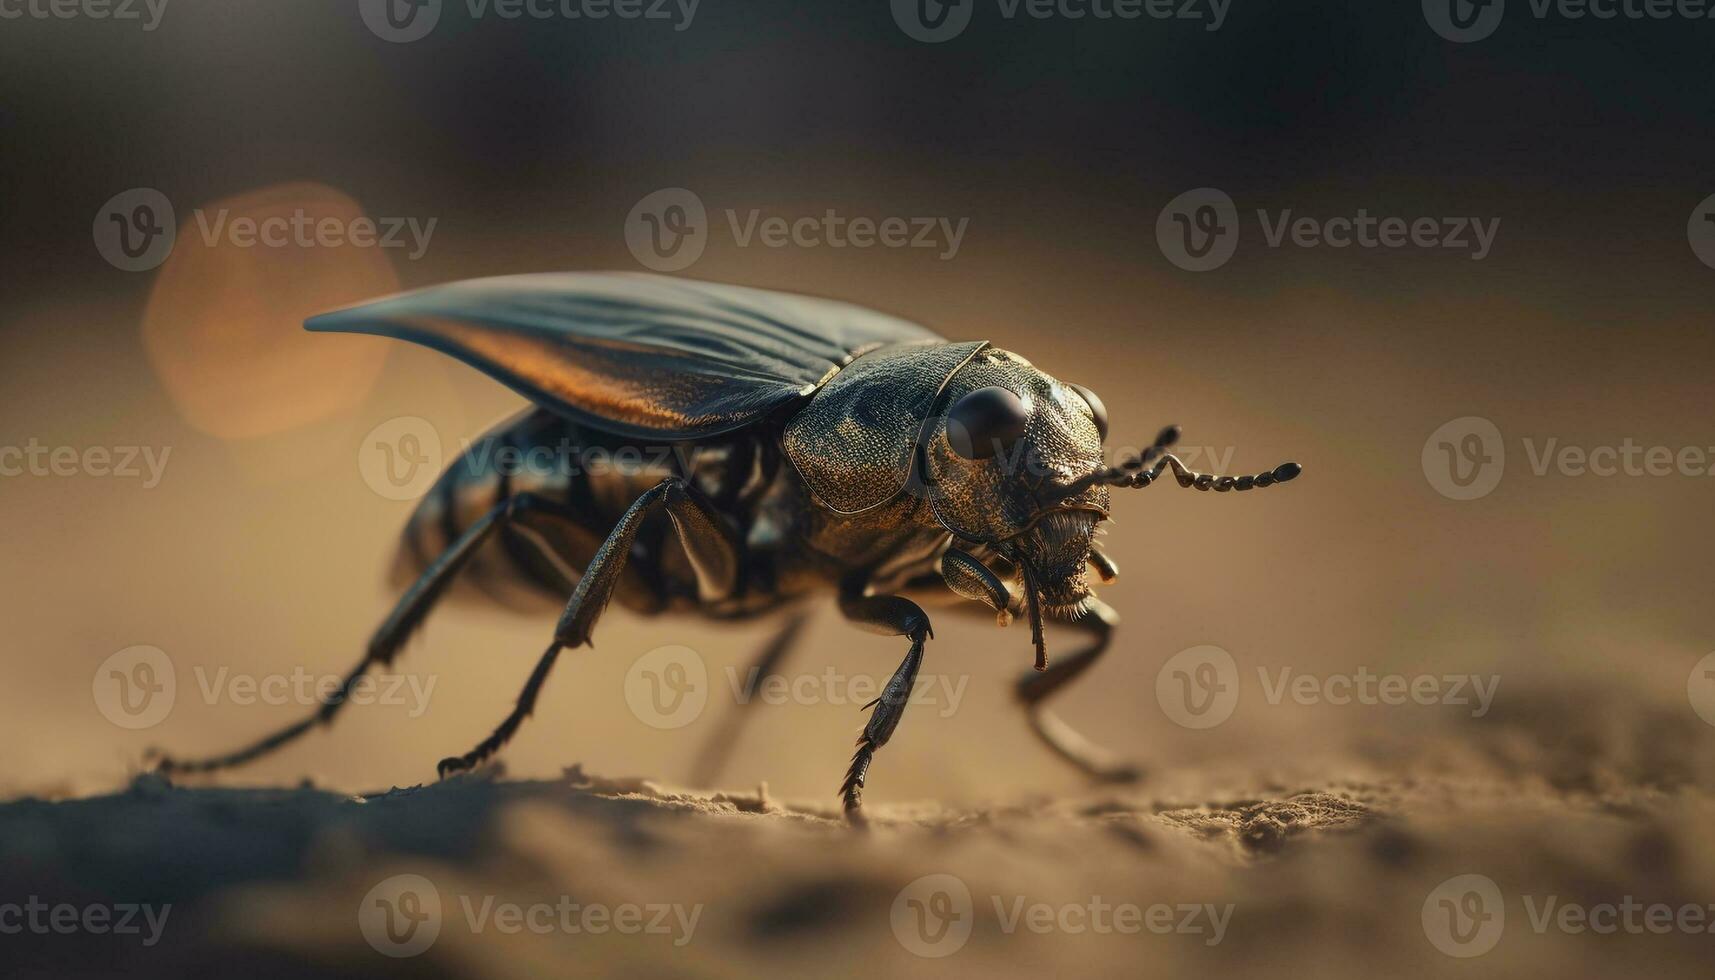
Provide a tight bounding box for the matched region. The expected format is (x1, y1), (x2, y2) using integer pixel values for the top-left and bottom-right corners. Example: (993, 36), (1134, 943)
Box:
(306, 272), (943, 439)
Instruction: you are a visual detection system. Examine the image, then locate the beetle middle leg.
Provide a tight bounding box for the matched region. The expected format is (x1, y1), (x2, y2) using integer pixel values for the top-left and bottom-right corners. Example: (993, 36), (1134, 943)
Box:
(436, 476), (739, 778)
(837, 587), (933, 828)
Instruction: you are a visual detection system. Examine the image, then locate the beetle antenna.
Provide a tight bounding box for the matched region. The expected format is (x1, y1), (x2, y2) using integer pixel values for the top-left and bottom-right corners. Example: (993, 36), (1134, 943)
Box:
(1052, 424), (1183, 500)
(1121, 453), (1302, 492)
(1056, 421), (1300, 498)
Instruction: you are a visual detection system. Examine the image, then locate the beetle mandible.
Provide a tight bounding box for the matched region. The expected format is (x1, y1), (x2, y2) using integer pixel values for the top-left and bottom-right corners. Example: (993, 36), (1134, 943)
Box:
(153, 273), (1301, 825)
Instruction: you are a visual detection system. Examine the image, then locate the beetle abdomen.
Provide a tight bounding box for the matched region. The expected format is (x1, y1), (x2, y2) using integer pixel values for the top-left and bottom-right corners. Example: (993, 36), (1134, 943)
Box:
(392, 409), (594, 612)
(390, 409), (796, 618)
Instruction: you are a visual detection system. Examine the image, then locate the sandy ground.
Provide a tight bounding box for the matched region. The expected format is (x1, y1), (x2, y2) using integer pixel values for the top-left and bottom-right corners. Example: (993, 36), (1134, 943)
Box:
(8, 680), (1715, 979)
(6, 264), (1715, 980)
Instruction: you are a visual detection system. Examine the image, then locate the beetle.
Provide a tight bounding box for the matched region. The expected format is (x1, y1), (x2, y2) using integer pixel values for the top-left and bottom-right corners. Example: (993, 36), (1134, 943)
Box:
(153, 273), (1301, 825)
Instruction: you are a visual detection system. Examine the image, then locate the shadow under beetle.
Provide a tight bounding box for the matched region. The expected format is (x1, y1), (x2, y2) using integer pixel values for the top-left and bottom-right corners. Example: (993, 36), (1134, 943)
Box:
(154, 273), (1301, 825)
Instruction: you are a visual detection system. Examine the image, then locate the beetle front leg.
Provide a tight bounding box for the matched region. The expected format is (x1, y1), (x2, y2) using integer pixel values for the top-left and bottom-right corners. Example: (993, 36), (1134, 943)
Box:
(837, 588), (933, 828)
(939, 548), (1015, 626)
(437, 477), (739, 778)
(1015, 596), (1141, 783)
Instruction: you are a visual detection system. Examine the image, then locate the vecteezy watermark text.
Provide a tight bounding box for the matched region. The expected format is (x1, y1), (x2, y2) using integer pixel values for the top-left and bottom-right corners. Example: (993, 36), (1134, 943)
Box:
(620, 645), (971, 729)
(93, 645), (436, 730)
(724, 665), (969, 717)
(890, 873), (1232, 957)
(359, 0), (700, 43)
(1422, 416), (1715, 500)
(0, 0), (168, 30)
(624, 188), (968, 272)
(94, 187), (437, 272)
(1425, 0), (1715, 44)
(891, 0), (1230, 43)
(1155, 645), (1500, 729)
(0, 898), (171, 947)
(0, 440), (170, 488)
(358, 874), (701, 957)
(1156, 188), (1499, 271)
(1423, 874), (1715, 958)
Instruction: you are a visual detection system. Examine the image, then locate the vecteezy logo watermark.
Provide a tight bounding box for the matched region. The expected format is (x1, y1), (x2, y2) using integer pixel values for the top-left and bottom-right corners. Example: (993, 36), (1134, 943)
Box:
(93, 188), (176, 272)
(94, 187), (438, 271)
(0, 898), (172, 947)
(1423, 416), (1715, 500)
(625, 645), (709, 729)
(1687, 652), (1715, 727)
(359, 417), (445, 501)
(0, 0), (169, 30)
(360, 875), (443, 957)
(360, 0), (443, 42)
(1155, 188), (1240, 273)
(1426, 0), (1715, 43)
(1155, 645), (1240, 729)
(890, 873), (1233, 958)
(1688, 193), (1715, 269)
(1421, 416), (1505, 501)
(1422, 874), (1505, 957)
(1423, 873), (1715, 957)
(359, 873), (702, 957)
(0, 439), (172, 488)
(891, 0), (1230, 42)
(1155, 646), (1500, 729)
(625, 187), (970, 272)
(94, 646), (436, 730)
(892, 874), (974, 957)
(891, 0), (975, 41)
(625, 187), (709, 272)
(1422, 0), (1504, 42)
(1156, 188), (1500, 271)
(93, 646), (177, 730)
(360, 0), (699, 42)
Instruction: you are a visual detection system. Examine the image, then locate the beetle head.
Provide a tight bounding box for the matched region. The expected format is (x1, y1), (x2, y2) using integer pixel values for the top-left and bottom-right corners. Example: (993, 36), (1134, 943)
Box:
(922, 347), (1111, 617)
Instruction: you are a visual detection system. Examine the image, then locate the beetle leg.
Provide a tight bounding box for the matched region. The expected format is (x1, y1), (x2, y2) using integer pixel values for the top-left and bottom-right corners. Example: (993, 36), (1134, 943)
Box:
(436, 477), (739, 778)
(1014, 596), (1142, 783)
(836, 588), (933, 828)
(152, 492), (578, 776)
(938, 548), (1015, 626)
(687, 608), (812, 788)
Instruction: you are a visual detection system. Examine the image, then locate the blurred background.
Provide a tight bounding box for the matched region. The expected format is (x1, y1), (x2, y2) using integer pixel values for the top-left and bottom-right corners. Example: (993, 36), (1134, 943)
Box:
(3, 1), (1715, 976)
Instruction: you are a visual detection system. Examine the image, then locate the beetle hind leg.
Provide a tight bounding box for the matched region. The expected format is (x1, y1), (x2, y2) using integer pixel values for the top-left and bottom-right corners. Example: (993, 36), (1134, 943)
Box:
(1015, 596), (1142, 784)
(687, 609), (811, 788)
(151, 492), (577, 776)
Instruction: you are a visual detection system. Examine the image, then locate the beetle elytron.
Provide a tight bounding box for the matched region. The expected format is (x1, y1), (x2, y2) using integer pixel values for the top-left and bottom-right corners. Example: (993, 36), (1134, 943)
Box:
(154, 273), (1301, 825)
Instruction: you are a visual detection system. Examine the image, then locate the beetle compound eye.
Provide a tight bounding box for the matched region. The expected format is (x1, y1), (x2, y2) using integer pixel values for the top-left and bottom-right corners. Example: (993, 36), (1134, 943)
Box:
(946, 386), (1030, 460)
(1067, 382), (1109, 441)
